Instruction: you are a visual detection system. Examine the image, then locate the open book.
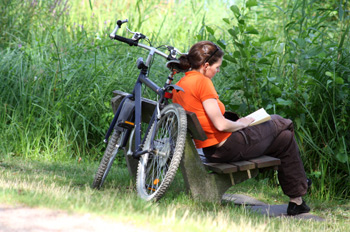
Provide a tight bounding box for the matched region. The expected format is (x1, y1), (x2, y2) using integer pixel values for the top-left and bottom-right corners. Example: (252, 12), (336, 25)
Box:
(246, 108), (271, 126)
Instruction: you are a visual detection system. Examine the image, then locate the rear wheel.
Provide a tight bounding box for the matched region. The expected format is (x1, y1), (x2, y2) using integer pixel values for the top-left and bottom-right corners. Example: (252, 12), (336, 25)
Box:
(136, 104), (187, 201)
(92, 129), (125, 189)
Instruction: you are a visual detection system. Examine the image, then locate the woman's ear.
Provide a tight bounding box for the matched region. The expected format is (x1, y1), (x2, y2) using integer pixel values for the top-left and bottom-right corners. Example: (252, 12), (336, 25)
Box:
(204, 62), (210, 69)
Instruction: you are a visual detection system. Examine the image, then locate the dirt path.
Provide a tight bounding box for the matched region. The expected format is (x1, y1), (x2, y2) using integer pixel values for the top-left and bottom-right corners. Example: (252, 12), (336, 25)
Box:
(0, 204), (148, 232)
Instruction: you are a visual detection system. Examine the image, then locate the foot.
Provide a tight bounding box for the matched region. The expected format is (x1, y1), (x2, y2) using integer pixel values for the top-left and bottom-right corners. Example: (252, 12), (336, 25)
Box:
(287, 200), (310, 216)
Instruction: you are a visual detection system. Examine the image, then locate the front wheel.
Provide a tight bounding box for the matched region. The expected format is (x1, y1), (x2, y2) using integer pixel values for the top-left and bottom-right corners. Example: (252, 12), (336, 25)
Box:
(92, 129), (125, 189)
(136, 104), (187, 201)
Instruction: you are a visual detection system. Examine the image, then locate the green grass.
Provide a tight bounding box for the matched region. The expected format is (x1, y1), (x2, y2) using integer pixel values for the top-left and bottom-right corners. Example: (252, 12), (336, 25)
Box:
(1, 155), (349, 232)
(0, 0), (349, 223)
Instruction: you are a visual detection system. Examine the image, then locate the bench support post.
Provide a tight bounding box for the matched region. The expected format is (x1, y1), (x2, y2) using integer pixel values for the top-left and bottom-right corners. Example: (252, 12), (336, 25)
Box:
(180, 134), (260, 203)
(180, 135), (232, 202)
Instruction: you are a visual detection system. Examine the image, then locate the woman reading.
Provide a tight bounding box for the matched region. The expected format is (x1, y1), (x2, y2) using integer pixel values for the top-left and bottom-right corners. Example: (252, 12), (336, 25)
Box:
(172, 41), (310, 216)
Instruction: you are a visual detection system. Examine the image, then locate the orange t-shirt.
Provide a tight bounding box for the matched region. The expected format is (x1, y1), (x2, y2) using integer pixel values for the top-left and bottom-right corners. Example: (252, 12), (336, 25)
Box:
(172, 70), (231, 148)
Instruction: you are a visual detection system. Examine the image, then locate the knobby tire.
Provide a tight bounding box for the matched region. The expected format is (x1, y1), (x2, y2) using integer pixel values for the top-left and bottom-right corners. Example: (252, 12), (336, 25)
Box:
(136, 103), (187, 201)
(92, 129), (124, 189)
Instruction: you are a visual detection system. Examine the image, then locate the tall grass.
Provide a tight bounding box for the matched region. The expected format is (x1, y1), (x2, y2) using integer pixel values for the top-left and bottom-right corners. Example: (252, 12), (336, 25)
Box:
(0, 0), (231, 160)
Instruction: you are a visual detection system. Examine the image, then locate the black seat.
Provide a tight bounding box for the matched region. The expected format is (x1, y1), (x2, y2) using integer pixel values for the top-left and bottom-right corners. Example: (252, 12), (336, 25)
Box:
(166, 60), (188, 73)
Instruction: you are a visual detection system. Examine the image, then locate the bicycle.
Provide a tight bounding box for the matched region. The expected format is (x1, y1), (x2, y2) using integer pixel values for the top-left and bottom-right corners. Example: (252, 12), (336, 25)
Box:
(92, 19), (188, 201)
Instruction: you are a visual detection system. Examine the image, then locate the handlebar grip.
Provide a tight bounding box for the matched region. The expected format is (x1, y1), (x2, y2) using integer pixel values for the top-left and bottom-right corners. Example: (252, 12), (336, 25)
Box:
(117, 19), (128, 26)
(112, 35), (138, 46)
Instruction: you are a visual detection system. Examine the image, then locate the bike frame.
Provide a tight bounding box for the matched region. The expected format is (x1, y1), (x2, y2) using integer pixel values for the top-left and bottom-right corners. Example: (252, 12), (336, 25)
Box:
(104, 25), (183, 159)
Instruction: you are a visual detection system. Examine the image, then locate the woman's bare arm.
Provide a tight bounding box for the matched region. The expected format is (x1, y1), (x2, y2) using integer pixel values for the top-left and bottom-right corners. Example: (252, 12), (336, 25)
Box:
(202, 98), (254, 132)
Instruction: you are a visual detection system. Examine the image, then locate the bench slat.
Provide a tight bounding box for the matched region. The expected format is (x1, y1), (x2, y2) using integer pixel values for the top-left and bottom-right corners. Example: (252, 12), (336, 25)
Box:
(204, 163), (238, 174)
(204, 155), (281, 174)
(230, 160), (256, 171)
(249, 155), (281, 168)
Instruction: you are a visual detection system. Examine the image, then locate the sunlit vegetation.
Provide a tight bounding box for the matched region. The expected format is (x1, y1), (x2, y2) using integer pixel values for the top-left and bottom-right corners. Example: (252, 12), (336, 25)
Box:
(0, 0), (349, 204)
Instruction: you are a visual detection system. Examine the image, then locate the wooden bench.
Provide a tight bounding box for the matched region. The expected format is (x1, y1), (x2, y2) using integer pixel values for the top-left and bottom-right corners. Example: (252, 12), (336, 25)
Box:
(111, 90), (281, 203)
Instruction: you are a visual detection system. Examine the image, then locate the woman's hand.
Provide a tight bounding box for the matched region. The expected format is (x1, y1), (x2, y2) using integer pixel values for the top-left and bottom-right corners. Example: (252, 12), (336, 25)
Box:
(237, 117), (255, 127)
(202, 98), (253, 132)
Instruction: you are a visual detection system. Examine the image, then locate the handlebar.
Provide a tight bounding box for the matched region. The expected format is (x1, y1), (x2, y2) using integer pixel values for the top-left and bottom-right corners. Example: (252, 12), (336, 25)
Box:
(112, 35), (139, 46)
(109, 19), (183, 61)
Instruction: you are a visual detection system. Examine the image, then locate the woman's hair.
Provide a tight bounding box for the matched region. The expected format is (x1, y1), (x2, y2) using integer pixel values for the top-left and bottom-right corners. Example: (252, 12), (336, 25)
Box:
(178, 41), (224, 71)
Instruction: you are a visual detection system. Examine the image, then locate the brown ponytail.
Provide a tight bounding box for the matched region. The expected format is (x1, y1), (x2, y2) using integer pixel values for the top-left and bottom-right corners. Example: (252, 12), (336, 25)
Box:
(178, 54), (191, 71)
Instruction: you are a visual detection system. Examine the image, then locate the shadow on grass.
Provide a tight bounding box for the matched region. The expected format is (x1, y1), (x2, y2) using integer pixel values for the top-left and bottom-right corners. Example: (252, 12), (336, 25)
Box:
(0, 156), (133, 190)
(0, 155), (189, 197)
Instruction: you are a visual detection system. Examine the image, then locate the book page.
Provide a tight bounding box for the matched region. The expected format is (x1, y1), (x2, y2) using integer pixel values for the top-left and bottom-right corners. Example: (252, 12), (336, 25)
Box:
(246, 108), (271, 126)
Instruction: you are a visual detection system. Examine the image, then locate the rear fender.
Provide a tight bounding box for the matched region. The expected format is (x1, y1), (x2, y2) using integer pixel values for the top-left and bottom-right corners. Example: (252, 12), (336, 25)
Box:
(165, 84), (184, 93)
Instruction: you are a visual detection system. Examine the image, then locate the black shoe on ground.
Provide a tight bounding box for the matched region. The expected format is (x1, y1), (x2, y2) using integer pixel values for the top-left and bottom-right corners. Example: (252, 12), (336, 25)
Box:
(287, 200), (310, 216)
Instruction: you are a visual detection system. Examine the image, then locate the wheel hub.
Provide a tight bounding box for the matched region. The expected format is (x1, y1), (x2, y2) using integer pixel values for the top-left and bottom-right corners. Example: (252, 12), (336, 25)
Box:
(153, 137), (171, 167)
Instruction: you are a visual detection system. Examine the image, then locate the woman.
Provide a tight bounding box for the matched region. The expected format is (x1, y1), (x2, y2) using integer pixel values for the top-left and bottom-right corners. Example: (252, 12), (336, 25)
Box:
(172, 41), (310, 216)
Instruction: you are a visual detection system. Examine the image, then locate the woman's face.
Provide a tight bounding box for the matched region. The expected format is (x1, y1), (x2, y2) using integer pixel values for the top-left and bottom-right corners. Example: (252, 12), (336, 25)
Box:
(204, 58), (222, 79)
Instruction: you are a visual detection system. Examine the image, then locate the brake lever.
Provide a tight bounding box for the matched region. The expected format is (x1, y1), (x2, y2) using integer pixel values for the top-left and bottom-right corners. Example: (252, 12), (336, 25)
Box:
(165, 46), (183, 60)
(126, 26), (147, 41)
(132, 33), (146, 41)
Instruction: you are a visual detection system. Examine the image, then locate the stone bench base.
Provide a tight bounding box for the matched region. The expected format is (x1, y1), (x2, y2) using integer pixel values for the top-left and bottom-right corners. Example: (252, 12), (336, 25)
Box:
(180, 135), (280, 203)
